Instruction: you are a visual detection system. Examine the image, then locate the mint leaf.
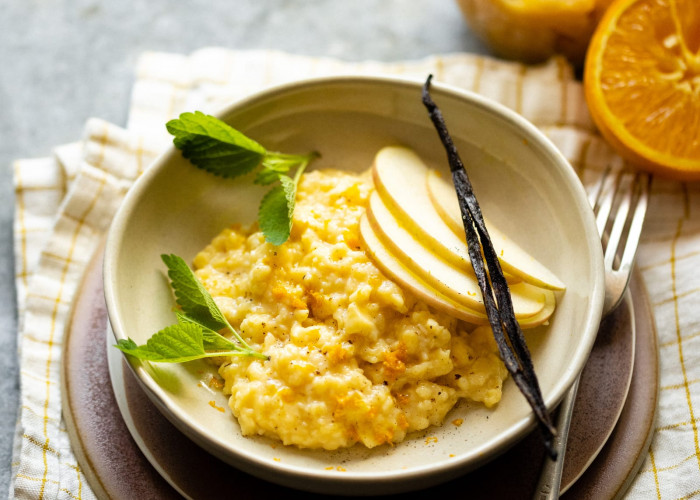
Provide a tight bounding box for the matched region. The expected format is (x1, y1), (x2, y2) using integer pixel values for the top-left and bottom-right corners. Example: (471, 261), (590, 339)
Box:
(166, 111), (319, 245)
(114, 254), (268, 363)
(115, 323), (207, 363)
(166, 111), (266, 178)
(161, 254), (228, 332)
(262, 152), (319, 172)
(115, 324), (255, 363)
(255, 152), (318, 185)
(258, 175), (297, 245)
(161, 253), (266, 358)
(254, 168), (283, 186)
(175, 311), (238, 351)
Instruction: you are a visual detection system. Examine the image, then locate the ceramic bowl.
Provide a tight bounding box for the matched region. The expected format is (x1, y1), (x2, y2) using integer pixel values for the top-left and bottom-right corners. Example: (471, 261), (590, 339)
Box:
(103, 75), (605, 495)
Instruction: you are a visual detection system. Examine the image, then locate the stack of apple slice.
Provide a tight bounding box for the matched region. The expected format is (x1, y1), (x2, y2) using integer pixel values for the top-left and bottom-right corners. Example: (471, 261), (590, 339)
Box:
(359, 146), (565, 328)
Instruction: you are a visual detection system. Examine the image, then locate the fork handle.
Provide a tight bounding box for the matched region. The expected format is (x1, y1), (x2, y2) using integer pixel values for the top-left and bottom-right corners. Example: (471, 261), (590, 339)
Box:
(533, 376), (581, 500)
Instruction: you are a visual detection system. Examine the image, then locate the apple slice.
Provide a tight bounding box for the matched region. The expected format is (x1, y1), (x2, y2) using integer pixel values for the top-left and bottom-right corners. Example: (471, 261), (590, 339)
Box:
(360, 214), (488, 325)
(372, 147), (469, 268)
(426, 169), (565, 291)
(366, 191), (548, 319)
(359, 215), (555, 328)
(372, 146), (565, 291)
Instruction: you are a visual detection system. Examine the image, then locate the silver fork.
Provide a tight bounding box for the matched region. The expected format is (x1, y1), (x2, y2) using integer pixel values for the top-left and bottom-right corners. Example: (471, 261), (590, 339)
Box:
(534, 167), (652, 499)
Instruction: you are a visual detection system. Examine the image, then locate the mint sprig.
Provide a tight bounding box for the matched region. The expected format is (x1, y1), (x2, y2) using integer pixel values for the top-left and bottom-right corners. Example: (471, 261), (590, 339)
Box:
(166, 111), (319, 245)
(115, 254), (268, 362)
(165, 111), (266, 178)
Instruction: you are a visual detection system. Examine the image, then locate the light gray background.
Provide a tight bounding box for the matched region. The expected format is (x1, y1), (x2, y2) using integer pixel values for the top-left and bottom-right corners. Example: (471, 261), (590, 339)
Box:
(0, 0), (490, 494)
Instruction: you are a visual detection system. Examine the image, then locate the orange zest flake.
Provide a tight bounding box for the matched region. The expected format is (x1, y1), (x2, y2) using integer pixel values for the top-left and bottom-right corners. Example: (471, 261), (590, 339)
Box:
(323, 465), (347, 472)
(343, 233), (362, 250)
(291, 297), (307, 309)
(327, 344), (349, 364)
(334, 393), (363, 417)
(271, 285), (287, 300)
(452, 418), (464, 427)
(271, 284), (307, 309)
(374, 429), (395, 446)
(208, 400), (225, 413)
(397, 413), (410, 430)
(208, 376), (224, 390)
(425, 436), (438, 445)
(382, 343), (407, 380)
(394, 392), (411, 406)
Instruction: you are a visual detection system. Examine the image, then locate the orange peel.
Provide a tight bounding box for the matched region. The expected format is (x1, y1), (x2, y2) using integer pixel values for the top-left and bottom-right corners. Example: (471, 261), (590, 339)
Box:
(584, 0), (700, 179)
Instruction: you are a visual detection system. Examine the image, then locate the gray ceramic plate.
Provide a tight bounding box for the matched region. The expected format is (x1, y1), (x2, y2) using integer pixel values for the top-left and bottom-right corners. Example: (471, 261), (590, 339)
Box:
(103, 76), (605, 494)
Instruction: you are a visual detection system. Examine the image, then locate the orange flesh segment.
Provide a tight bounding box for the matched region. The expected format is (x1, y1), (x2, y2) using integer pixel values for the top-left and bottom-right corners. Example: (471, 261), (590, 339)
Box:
(587, 0), (700, 175)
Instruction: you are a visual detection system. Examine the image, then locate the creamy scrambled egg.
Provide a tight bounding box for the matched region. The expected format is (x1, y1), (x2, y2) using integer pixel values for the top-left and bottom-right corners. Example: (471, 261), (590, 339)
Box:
(192, 169), (508, 450)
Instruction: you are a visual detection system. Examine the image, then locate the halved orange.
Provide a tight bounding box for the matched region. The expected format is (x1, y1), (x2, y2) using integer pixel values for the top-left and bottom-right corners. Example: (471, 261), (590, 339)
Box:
(584, 0), (700, 180)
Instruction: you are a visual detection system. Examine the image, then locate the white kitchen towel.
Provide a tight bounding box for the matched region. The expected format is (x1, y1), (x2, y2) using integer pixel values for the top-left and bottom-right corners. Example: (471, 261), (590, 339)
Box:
(10, 48), (695, 499)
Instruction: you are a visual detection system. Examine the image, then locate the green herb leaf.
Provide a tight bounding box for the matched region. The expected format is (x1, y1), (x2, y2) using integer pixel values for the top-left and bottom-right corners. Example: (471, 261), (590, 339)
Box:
(115, 325), (255, 363)
(254, 168), (284, 186)
(175, 311), (238, 351)
(254, 152), (319, 185)
(161, 254), (229, 332)
(114, 255), (269, 364)
(262, 152), (319, 172)
(166, 111), (319, 245)
(115, 323), (209, 363)
(258, 175), (297, 245)
(161, 254), (267, 358)
(166, 111), (266, 178)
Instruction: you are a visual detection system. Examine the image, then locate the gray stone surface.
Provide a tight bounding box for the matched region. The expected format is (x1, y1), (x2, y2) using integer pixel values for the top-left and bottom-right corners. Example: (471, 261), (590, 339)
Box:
(0, 0), (489, 495)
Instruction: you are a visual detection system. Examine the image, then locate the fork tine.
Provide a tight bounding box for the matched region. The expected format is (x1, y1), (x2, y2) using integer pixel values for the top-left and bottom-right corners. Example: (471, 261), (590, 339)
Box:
(618, 172), (651, 272)
(594, 168), (619, 238)
(605, 171), (633, 269)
